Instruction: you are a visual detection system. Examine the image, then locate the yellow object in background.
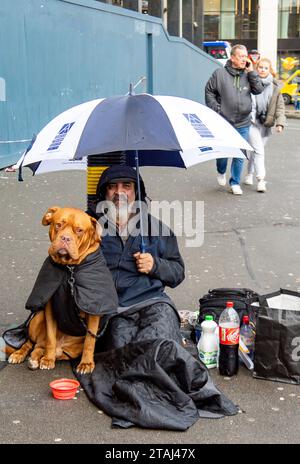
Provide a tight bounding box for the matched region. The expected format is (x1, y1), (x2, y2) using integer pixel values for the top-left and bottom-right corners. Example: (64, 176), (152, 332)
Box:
(280, 69), (300, 105)
(87, 166), (108, 195)
(281, 56), (299, 71)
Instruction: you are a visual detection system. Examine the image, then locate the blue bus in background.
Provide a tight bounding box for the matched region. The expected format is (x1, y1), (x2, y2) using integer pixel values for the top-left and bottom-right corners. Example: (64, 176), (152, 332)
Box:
(202, 41), (231, 66)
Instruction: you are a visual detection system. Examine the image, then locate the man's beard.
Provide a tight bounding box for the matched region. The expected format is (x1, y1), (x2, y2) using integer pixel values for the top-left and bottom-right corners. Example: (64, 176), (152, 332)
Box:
(106, 193), (134, 226)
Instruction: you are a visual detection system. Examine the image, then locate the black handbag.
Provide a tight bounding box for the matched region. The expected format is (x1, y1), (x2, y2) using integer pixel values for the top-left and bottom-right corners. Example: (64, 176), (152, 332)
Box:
(198, 287), (259, 325)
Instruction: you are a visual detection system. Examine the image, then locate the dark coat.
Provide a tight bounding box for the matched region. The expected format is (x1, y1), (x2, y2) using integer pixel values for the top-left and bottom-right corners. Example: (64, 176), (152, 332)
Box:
(100, 214), (185, 308)
(205, 60), (264, 128)
(88, 165), (184, 308)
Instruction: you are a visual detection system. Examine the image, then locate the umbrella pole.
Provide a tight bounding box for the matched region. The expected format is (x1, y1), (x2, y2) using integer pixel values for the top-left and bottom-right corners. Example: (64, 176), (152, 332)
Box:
(134, 150), (146, 253)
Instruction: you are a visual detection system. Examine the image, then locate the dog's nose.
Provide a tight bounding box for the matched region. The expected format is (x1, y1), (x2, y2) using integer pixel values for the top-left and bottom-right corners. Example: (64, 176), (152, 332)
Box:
(61, 235), (72, 243)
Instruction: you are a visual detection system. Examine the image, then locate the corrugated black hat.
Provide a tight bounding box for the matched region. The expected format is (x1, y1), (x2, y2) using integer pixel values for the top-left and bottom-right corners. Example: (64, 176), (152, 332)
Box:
(96, 165), (147, 201)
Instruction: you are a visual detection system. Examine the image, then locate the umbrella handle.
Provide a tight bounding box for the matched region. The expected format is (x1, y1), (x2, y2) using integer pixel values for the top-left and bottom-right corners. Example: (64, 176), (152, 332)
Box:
(140, 242), (147, 253)
(18, 134), (37, 181)
(134, 151), (147, 253)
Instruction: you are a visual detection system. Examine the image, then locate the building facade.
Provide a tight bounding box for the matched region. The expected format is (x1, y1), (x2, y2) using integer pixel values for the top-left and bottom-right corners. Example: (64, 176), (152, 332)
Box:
(203, 0), (300, 78)
(100, 0), (300, 78)
(0, 0), (218, 168)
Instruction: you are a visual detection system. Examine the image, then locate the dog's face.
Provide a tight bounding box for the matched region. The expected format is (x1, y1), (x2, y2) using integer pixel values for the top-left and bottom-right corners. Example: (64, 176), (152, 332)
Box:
(42, 206), (101, 265)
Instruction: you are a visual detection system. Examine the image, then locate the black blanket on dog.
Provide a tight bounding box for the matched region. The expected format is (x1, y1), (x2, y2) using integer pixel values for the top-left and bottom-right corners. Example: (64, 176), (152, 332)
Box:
(72, 302), (238, 431)
(3, 248), (118, 345)
(26, 248), (118, 336)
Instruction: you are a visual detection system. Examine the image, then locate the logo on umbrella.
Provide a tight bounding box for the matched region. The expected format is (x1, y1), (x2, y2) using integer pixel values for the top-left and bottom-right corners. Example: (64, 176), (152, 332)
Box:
(183, 113), (214, 138)
(47, 122), (75, 152)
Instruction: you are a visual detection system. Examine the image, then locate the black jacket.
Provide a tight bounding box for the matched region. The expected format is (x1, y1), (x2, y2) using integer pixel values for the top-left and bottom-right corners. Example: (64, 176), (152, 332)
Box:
(205, 60), (264, 128)
(25, 248), (118, 336)
(100, 214), (185, 308)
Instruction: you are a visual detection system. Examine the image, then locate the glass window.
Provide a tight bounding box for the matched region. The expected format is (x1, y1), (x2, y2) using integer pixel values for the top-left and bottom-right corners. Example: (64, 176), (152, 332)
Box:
(235, 0), (258, 40)
(204, 0), (258, 40)
(278, 0), (300, 38)
(204, 14), (220, 39)
(220, 12), (235, 39)
(204, 0), (221, 39)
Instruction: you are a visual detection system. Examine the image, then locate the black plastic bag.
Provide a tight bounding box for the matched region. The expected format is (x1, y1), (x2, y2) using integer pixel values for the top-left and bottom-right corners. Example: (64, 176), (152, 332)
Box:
(253, 289), (300, 384)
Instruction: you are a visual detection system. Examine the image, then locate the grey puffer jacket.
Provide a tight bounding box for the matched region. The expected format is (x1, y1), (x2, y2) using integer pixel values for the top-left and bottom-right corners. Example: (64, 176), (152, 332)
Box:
(205, 60), (264, 128)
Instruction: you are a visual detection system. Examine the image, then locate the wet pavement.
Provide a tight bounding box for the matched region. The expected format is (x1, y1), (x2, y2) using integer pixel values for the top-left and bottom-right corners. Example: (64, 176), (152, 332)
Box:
(0, 119), (299, 444)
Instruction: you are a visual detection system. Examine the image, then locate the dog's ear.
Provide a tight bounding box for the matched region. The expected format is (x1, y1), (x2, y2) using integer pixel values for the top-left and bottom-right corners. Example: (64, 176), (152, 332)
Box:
(90, 217), (102, 243)
(42, 206), (60, 226)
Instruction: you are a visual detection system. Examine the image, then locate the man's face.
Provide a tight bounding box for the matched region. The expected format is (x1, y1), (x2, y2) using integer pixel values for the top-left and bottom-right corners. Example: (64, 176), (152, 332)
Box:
(105, 181), (136, 226)
(231, 48), (248, 69)
(105, 181), (136, 205)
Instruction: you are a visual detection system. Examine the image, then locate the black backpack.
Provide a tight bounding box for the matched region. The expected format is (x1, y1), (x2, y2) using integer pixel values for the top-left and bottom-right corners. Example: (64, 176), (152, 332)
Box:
(198, 287), (259, 326)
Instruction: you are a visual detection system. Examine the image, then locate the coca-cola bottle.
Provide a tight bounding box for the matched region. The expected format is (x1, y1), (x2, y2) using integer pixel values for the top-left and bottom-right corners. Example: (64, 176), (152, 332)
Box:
(218, 301), (240, 376)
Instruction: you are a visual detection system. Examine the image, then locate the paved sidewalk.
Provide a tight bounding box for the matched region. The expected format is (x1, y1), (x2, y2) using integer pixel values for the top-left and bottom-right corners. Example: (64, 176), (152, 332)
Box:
(0, 119), (300, 444)
(285, 103), (300, 119)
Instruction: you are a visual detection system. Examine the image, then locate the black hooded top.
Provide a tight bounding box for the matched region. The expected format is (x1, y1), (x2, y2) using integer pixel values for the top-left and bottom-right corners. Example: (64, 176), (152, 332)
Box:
(87, 164), (147, 219)
(85, 165), (184, 308)
(96, 164), (146, 201)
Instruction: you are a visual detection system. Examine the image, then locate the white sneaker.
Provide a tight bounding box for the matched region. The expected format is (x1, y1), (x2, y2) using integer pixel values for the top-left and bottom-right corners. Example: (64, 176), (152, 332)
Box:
(244, 174), (253, 185)
(230, 184), (243, 195)
(257, 179), (266, 192)
(217, 173), (226, 186)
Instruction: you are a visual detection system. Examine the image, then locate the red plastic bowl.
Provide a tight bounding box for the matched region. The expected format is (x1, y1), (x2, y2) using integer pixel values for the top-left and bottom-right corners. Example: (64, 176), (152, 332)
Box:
(49, 378), (80, 400)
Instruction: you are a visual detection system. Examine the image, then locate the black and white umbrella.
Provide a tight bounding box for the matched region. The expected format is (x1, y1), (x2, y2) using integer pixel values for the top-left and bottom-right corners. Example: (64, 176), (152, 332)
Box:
(17, 93), (250, 250)
(18, 93), (250, 169)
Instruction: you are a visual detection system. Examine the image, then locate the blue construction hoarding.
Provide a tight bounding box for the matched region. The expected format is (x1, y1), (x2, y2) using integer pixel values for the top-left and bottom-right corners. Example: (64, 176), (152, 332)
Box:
(0, 0), (219, 168)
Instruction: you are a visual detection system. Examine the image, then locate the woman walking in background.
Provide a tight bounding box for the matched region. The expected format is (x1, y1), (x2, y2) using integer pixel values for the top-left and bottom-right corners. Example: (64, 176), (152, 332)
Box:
(244, 58), (286, 193)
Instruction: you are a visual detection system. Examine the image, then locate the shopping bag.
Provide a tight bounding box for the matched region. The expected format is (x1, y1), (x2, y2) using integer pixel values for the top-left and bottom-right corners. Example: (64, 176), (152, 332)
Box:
(253, 289), (300, 384)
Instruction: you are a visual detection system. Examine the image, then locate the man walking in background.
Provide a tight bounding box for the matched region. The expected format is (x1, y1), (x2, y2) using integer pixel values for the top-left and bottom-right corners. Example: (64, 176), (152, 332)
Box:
(205, 44), (264, 195)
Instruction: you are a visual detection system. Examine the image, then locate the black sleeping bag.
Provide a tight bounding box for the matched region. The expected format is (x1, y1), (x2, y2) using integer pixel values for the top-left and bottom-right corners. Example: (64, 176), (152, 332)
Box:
(72, 302), (238, 431)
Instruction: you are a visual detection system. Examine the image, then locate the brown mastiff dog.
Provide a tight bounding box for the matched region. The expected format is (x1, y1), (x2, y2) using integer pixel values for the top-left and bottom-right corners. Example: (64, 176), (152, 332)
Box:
(7, 206), (117, 374)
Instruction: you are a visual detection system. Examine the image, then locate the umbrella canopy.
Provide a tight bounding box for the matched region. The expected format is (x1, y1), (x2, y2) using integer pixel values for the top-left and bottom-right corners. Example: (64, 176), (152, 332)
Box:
(17, 145), (245, 176)
(17, 93), (251, 252)
(18, 93), (251, 170)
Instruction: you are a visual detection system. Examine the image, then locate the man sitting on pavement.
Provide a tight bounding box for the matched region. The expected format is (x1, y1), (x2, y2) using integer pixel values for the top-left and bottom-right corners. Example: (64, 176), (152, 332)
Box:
(87, 164), (185, 348)
(83, 164), (238, 430)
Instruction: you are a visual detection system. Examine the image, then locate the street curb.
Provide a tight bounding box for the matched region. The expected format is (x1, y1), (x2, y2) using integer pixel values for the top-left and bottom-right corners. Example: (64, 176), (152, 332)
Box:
(286, 112), (300, 119)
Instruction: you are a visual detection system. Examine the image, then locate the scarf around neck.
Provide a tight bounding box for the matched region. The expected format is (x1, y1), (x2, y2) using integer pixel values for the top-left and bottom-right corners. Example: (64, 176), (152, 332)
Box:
(255, 73), (273, 115)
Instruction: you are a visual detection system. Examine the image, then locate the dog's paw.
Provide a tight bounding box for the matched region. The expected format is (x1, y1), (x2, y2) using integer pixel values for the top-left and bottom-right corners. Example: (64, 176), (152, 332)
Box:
(39, 357), (55, 370)
(76, 362), (95, 375)
(8, 352), (26, 364)
(28, 358), (40, 370)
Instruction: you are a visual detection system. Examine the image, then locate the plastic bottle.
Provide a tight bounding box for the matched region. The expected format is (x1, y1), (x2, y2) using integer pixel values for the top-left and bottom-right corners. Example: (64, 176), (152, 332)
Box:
(197, 315), (218, 369)
(218, 301), (240, 376)
(240, 315), (255, 360)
